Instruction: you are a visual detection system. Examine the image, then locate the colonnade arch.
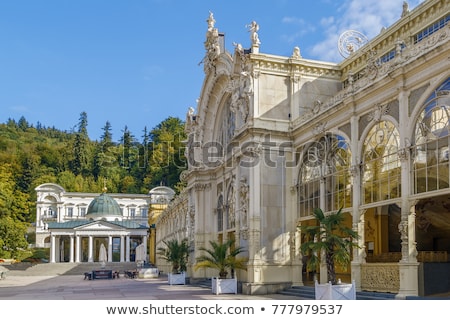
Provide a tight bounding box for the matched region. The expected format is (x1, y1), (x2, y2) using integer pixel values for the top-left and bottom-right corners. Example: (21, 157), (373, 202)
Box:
(297, 77), (450, 288)
(50, 232), (147, 263)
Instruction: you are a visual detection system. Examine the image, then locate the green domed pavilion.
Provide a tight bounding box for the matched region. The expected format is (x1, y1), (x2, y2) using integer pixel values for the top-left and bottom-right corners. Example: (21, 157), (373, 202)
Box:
(86, 192), (122, 220)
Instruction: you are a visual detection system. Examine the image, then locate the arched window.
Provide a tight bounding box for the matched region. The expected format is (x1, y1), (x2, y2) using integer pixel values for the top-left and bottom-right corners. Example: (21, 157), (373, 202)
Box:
(412, 78), (450, 193)
(298, 134), (351, 217)
(362, 120), (401, 203)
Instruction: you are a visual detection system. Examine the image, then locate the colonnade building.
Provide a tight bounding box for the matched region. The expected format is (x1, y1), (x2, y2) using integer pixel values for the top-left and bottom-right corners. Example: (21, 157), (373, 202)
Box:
(35, 183), (174, 264)
(155, 0), (450, 297)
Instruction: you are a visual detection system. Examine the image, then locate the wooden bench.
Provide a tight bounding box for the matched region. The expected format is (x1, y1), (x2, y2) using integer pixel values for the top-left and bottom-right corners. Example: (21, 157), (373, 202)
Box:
(85, 270), (120, 280)
(92, 270), (113, 279)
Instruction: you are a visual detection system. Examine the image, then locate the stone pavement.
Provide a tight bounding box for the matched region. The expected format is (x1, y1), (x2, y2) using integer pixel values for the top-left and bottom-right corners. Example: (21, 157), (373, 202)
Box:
(0, 273), (305, 300)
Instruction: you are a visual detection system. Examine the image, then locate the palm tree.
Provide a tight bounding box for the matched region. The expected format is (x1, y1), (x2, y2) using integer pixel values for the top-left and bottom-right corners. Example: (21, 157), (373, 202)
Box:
(194, 239), (247, 278)
(299, 207), (359, 285)
(157, 238), (189, 273)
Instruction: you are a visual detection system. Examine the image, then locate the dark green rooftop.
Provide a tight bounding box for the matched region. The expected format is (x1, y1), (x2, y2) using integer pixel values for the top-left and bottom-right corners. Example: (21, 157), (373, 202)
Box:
(86, 192), (121, 219)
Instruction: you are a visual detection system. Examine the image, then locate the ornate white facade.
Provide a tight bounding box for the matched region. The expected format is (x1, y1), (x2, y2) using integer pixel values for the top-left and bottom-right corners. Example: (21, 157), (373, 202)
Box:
(157, 0), (450, 297)
(35, 183), (173, 264)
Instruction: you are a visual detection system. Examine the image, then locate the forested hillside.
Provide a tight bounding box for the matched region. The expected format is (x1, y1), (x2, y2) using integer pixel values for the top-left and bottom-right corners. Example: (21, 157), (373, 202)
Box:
(0, 112), (187, 258)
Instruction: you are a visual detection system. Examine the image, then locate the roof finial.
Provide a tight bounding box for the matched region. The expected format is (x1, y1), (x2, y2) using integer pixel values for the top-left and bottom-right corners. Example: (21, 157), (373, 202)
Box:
(102, 178), (108, 193)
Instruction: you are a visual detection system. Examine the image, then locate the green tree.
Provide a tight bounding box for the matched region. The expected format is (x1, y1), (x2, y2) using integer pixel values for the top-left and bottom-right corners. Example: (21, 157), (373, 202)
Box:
(93, 126), (120, 180)
(17, 152), (40, 193)
(118, 175), (136, 193)
(119, 125), (136, 171)
(71, 112), (91, 176)
(0, 163), (30, 257)
(57, 170), (77, 190)
(100, 121), (113, 146)
(0, 216), (28, 258)
(149, 117), (186, 189)
(157, 238), (190, 273)
(194, 239), (247, 279)
(299, 207), (359, 285)
(17, 116), (29, 131)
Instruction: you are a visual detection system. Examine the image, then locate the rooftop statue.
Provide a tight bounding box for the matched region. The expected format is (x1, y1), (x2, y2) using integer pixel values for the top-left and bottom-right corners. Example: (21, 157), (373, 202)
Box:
(247, 20), (260, 46)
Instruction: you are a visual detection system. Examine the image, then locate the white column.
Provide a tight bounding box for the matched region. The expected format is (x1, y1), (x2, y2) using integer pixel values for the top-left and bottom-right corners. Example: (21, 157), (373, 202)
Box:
(88, 235), (94, 262)
(247, 150), (262, 283)
(126, 236), (131, 262)
(75, 235), (81, 263)
(50, 234), (56, 263)
(120, 235), (125, 262)
(57, 205), (63, 223)
(397, 87), (419, 298)
(319, 177), (327, 284)
(108, 235), (113, 262)
(69, 235), (74, 263)
(142, 235), (148, 262)
(350, 114), (363, 291)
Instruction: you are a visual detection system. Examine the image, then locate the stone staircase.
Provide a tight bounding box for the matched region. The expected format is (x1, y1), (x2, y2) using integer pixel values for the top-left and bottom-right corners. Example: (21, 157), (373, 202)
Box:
(3, 262), (139, 276)
(189, 277), (212, 288)
(278, 285), (398, 300)
(189, 279), (397, 299)
(278, 286), (316, 299)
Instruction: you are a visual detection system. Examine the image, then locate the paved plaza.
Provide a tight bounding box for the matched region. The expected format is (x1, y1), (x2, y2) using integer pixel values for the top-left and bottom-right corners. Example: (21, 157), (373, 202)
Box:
(0, 271), (302, 300)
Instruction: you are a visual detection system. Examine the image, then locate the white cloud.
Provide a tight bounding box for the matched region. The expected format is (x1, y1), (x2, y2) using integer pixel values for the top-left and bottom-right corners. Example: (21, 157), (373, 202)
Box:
(281, 16), (316, 44)
(310, 0), (425, 62)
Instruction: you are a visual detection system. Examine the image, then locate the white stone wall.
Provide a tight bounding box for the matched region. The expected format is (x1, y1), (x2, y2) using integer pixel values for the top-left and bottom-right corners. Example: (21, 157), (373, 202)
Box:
(154, 0), (450, 295)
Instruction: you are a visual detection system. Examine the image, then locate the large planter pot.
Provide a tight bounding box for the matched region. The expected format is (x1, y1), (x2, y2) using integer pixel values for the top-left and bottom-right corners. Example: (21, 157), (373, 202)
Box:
(168, 272), (186, 285)
(314, 280), (356, 300)
(138, 266), (159, 279)
(212, 277), (237, 295)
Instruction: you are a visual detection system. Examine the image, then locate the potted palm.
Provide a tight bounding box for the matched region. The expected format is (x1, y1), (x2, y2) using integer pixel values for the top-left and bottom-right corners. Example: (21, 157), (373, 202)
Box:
(299, 207), (359, 299)
(157, 238), (189, 285)
(194, 239), (247, 295)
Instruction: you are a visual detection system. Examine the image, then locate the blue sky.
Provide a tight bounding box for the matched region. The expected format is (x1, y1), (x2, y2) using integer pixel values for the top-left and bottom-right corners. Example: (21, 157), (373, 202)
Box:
(0, 0), (423, 141)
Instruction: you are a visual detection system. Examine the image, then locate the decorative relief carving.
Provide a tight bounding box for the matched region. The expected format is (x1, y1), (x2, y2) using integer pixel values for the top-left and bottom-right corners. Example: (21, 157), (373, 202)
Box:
(289, 231), (296, 260)
(202, 11), (220, 72)
(398, 220), (408, 240)
(252, 70), (260, 79)
(239, 176), (249, 229)
(350, 165), (359, 177)
(194, 183), (211, 191)
(312, 122), (327, 135)
(365, 49), (379, 80)
(397, 148), (409, 161)
(361, 264), (400, 292)
(179, 170), (189, 182)
(295, 22), (449, 130)
(188, 205), (195, 240)
(312, 100), (322, 114)
(367, 103), (389, 123)
(227, 176), (236, 229)
(229, 71), (252, 128)
(291, 46), (301, 59)
(233, 42), (246, 66)
(185, 106), (197, 133)
(291, 75), (300, 83)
